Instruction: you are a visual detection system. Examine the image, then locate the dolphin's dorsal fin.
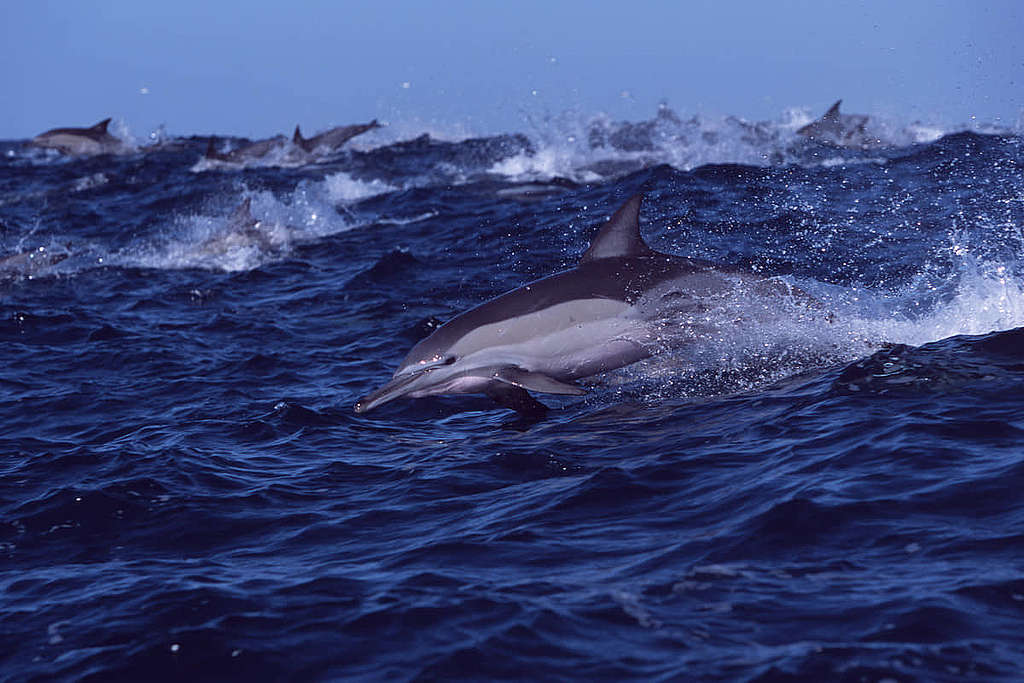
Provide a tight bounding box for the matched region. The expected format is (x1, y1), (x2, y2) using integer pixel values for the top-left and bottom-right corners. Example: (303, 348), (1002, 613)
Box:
(293, 125), (305, 144)
(823, 100), (842, 121)
(205, 137), (219, 158)
(93, 118), (112, 133)
(580, 194), (655, 263)
(227, 198), (256, 229)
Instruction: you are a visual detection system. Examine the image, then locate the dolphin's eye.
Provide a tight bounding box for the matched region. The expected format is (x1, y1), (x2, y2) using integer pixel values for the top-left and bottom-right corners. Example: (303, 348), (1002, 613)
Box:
(417, 355), (455, 371)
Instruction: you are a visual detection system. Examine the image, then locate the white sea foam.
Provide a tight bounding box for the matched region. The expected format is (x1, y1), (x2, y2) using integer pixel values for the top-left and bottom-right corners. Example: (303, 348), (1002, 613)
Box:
(489, 147), (603, 182)
(613, 239), (1024, 404)
(108, 118), (138, 150)
(872, 258), (1024, 347)
(115, 184), (359, 272)
(323, 172), (397, 203)
(484, 105), (977, 183)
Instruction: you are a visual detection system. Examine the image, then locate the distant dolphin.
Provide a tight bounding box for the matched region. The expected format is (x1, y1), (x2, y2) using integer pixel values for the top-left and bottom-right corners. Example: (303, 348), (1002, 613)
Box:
(204, 134), (290, 164)
(796, 100), (870, 148)
(292, 120), (381, 153)
(30, 118), (129, 156)
(355, 194), (812, 415)
(588, 105), (683, 152)
(197, 198), (275, 255)
(0, 245), (71, 280)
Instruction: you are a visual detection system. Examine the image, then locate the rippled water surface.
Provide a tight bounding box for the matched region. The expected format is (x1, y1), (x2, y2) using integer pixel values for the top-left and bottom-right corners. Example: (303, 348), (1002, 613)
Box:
(2, 108), (1024, 681)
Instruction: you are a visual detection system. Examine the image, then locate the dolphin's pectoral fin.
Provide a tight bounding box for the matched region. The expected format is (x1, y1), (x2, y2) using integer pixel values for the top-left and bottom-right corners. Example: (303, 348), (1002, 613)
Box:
(485, 383), (549, 415)
(491, 367), (586, 395)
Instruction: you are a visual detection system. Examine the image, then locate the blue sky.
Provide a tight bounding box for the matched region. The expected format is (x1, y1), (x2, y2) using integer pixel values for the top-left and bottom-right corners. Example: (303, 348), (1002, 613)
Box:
(3, 1), (1022, 139)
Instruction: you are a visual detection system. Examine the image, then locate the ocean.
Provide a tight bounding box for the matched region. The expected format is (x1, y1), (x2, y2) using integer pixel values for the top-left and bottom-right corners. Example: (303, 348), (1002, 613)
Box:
(2, 106), (1023, 681)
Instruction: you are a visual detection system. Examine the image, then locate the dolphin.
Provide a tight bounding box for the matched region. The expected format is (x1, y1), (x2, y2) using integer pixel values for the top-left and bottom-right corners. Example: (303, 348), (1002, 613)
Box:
(292, 120), (381, 153)
(796, 100), (870, 148)
(355, 194), (810, 415)
(196, 198), (275, 255)
(588, 104), (683, 152)
(204, 134), (290, 164)
(30, 118), (129, 156)
(0, 244), (71, 280)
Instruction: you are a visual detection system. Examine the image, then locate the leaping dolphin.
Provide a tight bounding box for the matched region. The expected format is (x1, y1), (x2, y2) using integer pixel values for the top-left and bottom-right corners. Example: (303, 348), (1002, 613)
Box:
(796, 100), (871, 148)
(292, 120), (381, 153)
(30, 118), (129, 156)
(355, 194), (812, 415)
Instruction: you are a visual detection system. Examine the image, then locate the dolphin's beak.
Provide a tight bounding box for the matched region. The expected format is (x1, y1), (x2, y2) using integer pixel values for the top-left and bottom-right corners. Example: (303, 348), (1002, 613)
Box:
(354, 370), (428, 414)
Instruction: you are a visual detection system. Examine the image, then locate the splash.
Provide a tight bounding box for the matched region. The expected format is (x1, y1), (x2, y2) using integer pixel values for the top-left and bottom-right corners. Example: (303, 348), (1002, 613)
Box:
(610, 245), (1024, 405)
(116, 203), (284, 273)
(114, 185), (359, 273)
(323, 172), (397, 203)
(486, 104), (989, 183)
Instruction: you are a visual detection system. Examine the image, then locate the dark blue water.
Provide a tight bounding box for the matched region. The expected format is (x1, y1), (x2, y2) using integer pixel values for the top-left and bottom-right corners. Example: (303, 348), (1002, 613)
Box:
(2, 109), (1024, 681)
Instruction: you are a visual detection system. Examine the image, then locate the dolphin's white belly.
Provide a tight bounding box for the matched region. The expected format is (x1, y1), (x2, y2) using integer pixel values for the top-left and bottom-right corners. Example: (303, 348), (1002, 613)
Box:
(452, 298), (651, 380)
(36, 134), (102, 155)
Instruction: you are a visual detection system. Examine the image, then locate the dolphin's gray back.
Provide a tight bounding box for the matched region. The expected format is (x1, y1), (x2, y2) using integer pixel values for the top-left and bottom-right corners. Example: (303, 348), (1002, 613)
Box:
(32, 119), (125, 155)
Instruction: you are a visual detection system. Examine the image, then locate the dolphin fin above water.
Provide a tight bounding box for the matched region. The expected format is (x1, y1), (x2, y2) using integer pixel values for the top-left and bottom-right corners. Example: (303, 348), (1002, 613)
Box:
(821, 100), (842, 122)
(88, 118), (112, 135)
(226, 197), (258, 230)
(354, 193), (815, 416)
(797, 100), (871, 148)
(580, 193), (655, 262)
